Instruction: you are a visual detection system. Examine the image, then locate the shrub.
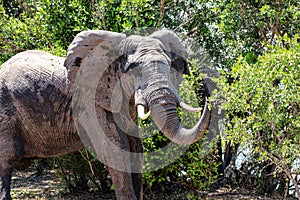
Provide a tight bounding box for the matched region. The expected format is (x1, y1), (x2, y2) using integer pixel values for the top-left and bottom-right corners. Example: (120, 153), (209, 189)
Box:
(218, 36), (300, 197)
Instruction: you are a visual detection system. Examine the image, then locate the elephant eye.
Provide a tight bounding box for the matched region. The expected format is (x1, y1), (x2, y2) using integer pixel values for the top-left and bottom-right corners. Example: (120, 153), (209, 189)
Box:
(120, 59), (140, 73)
(124, 62), (139, 73)
(120, 50), (140, 73)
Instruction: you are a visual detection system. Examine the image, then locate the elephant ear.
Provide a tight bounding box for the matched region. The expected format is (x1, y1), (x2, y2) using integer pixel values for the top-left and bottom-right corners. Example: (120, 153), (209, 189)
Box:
(149, 30), (190, 75)
(64, 30), (126, 113)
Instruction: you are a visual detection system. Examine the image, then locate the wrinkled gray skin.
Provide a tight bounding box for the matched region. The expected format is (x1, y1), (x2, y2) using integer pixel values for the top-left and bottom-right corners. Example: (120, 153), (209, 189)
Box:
(0, 30), (210, 200)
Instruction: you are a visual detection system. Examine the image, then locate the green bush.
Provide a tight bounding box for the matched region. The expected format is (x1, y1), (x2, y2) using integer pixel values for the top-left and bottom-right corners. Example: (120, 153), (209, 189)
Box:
(217, 36), (300, 196)
(51, 150), (111, 193)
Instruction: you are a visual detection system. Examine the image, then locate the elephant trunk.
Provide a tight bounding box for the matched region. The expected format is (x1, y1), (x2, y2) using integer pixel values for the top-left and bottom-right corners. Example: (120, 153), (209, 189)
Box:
(148, 88), (211, 145)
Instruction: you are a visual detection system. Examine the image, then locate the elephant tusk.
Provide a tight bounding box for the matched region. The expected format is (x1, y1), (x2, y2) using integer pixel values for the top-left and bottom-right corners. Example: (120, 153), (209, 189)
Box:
(179, 102), (202, 113)
(137, 105), (151, 120)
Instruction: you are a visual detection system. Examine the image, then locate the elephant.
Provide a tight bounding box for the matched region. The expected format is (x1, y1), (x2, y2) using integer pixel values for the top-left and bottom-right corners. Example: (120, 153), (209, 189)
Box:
(0, 30), (210, 200)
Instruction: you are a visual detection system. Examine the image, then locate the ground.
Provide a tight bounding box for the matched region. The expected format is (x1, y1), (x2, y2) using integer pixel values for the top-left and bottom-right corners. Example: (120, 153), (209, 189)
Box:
(11, 165), (282, 200)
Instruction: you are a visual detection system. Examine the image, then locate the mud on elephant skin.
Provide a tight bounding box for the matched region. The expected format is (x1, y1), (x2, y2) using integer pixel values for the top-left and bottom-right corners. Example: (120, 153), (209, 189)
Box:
(0, 30), (210, 200)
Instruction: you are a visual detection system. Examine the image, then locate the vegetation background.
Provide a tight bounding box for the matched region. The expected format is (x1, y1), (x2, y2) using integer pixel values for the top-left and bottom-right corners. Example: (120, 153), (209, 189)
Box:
(0, 0), (299, 199)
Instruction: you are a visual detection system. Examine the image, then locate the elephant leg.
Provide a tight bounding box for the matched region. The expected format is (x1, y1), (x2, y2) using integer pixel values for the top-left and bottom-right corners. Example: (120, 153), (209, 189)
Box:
(106, 134), (138, 200)
(0, 145), (16, 200)
(98, 112), (137, 200)
(131, 172), (143, 200)
(128, 135), (143, 200)
(108, 167), (137, 200)
(88, 110), (139, 199)
(0, 124), (24, 200)
(0, 173), (12, 200)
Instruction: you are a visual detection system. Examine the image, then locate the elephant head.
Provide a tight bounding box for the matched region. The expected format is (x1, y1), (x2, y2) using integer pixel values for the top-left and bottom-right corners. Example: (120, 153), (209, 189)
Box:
(64, 30), (210, 145)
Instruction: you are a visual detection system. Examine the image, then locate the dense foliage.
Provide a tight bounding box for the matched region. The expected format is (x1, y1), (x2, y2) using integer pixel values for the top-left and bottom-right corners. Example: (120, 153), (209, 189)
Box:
(0, 0), (299, 198)
(216, 37), (300, 196)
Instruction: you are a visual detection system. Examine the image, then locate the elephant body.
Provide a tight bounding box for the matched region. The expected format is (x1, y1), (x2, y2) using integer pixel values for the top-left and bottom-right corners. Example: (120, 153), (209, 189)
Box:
(0, 50), (82, 159)
(0, 30), (210, 200)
